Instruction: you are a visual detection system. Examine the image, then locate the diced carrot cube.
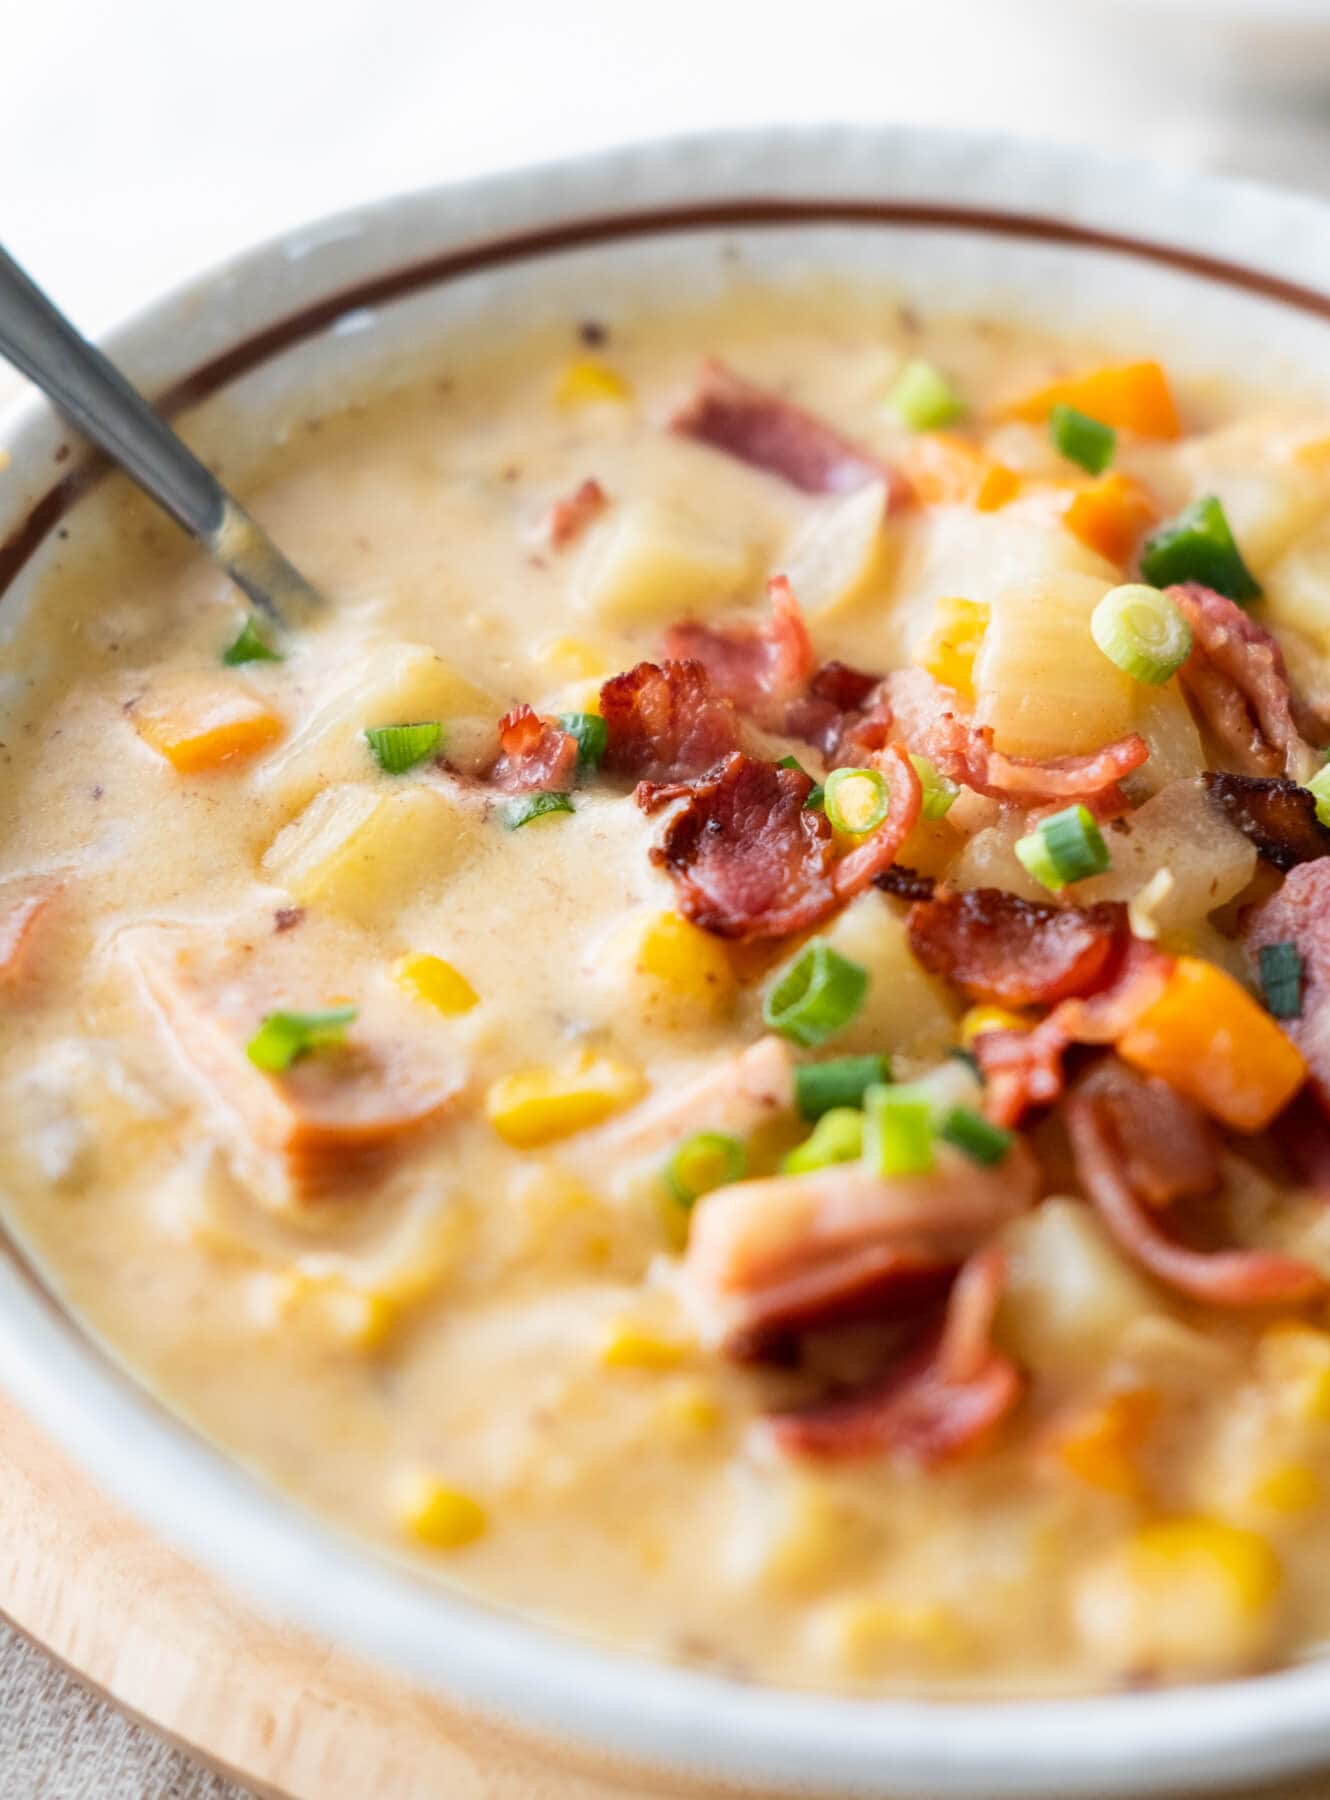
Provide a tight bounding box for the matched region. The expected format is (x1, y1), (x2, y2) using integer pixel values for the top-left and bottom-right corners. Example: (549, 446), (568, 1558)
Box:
(902, 434), (1020, 511)
(133, 681), (283, 773)
(1052, 1388), (1159, 1498)
(1007, 361), (1181, 439)
(1064, 473), (1160, 565)
(1118, 956), (1307, 1132)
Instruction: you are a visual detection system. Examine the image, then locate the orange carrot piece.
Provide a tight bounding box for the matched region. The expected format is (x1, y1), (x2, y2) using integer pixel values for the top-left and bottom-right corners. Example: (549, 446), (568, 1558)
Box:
(133, 682), (283, 773)
(1064, 473), (1160, 566)
(1007, 360), (1181, 440)
(903, 434), (1020, 511)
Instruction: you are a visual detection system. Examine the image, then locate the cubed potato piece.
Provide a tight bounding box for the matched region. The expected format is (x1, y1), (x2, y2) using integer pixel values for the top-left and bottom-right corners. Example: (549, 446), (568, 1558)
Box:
(1070, 777), (1257, 931)
(996, 1199), (1155, 1381)
(1127, 679), (1205, 796)
(974, 570), (1134, 758)
(778, 481), (888, 617)
(1174, 416), (1330, 575)
(575, 498), (754, 625)
(263, 782), (478, 926)
(815, 893), (957, 1059)
(258, 642), (499, 815)
(1265, 511), (1330, 646)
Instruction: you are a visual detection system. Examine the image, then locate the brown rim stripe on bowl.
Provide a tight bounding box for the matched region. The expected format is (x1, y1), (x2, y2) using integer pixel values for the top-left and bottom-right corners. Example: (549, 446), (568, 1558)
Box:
(3, 197), (1330, 602)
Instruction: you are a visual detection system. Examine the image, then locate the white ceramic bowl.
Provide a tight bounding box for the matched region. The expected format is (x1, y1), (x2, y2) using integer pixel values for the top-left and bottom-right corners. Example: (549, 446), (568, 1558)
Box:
(8, 126), (1330, 1800)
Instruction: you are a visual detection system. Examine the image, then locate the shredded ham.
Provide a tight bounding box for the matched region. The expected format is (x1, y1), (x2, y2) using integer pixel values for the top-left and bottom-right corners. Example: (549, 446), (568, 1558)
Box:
(1173, 583), (1320, 784)
(1245, 858), (1330, 1111)
(488, 704), (579, 794)
(543, 477), (608, 549)
(671, 358), (909, 504)
(1068, 1069), (1326, 1306)
(1202, 772), (1330, 871)
(764, 1249), (1022, 1464)
(643, 745), (921, 940)
(907, 888), (1127, 1008)
(664, 575), (816, 730)
(599, 659), (742, 784)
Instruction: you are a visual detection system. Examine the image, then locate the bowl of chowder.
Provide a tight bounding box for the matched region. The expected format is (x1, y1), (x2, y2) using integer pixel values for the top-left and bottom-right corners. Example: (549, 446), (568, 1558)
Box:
(9, 127), (1330, 1798)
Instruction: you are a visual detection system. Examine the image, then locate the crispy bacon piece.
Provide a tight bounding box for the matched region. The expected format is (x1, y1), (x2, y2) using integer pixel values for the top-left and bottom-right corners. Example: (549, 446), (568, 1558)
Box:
(1282, 1090), (1330, 1198)
(664, 575), (816, 729)
(489, 704), (579, 793)
(765, 1249), (1022, 1464)
(646, 745), (921, 940)
(543, 477), (608, 549)
(875, 865), (936, 903)
(1202, 772), (1330, 872)
(1068, 1069), (1325, 1306)
(1245, 858), (1330, 1110)
(599, 659), (741, 784)
(671, 358), (908, 504)
(682, 1143), (1038, 1352)
(1173, 583), (1320, 783)
(784, 658), (885, 761)
(907, 888), (1127, 1008)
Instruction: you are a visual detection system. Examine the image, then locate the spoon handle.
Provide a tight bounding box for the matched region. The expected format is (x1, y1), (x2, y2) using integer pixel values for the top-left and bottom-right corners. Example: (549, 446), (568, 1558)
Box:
(0, 245), (319, 621)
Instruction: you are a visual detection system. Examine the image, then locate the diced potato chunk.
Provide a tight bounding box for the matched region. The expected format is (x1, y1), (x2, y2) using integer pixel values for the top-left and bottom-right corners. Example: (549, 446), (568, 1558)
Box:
(1265, 511), (1330, 646)
(1071, 778), (1256, 930)
(1175, 416), (1330, 574)
(778, 481), (888, 617)
(575, 498), (754, 625)
(263, 782), (477, 926)
(974, 570), (1134, 758)
(133, 679), (283, 773)
(393, 1471), (488, 1550)
(1257, 1322), (1330, 1424)
(996, 1199), (1155, 1379)
(258, 642), (498, 815)
(814, 1597), (971, 1678)
(815, 893), (956, 1059)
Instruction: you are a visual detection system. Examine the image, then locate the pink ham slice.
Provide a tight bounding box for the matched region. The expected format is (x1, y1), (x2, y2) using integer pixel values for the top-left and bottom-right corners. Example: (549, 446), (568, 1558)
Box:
(1245, 858), (1330, 1112)
(671, 358), (909, 504)
(907, 887), (1128, 1008)
(1172, 582), (1320, 783)
(664, 575), (817, 731)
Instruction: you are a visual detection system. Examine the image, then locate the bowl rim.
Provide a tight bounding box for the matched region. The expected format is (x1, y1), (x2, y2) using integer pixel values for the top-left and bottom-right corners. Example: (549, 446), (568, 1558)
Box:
(6, 124), (1330, 1798)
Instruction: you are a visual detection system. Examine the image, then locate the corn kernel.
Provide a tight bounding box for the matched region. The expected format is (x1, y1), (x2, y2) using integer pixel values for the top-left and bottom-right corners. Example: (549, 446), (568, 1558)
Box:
(655, 1379), (722, 1438)
(822, 1598), (971, 1677)
(1250, 1461), (1321, 1515)
(960, 1004), (1030, 1048)
(253, 1270), (397, 1352)
(393, 952), (478, 1016)
(485, 1051), (645, 1147)
(915, 597), (989, 701)
(394, 1472), (488, 1550)
(1052, 1389), (1158, 1498)
(600, 1320), (690, 1370)
(556, 359), (632, 409)
(636, 911), (736, 1014)
(1257, 1322), (1330, 1424)
(539, 636), (611, 680)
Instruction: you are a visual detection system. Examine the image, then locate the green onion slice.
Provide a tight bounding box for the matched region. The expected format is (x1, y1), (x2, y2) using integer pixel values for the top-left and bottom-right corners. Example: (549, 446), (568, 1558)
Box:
(1091, 584), (1193, 686)
(938, 1105), (1013, 1166)
(782, 1107), (864, 1175)
(664, 1131), (747, 1207)
(223, 617), (282, 666)
(1015, 803), (1110, 892)
(246, 1005), (357, 1073)
(365, 721), (443, 775)
(795, 1053), (891, 1119)
(779, 754), (825, 812)
(887, 358), (964, 432)
(1139, 495), (1261, 603)
(823, 766), (890, 836)
(762, 939), (869, 1048)
(1306, 762), (1330, 828)
(557, 711), (608, 774)
(1049, 403), (1116, 476)
(862, 1082), (934, 1178)
(504, 790), (575, 829)
(1258, 941), (1303, 1020)
(909, 753), (959, 820)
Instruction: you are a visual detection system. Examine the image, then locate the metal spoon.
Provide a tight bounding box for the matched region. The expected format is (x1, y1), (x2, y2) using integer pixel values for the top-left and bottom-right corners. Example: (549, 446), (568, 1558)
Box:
(0, 244), (322, 624)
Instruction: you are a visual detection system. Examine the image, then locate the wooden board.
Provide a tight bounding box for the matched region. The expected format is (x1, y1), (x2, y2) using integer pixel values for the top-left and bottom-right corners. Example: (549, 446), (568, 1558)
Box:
(0, 1386), (1327, 1800)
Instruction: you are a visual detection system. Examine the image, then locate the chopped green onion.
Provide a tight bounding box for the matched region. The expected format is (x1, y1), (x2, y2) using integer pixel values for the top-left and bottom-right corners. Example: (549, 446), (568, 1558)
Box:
(664, 1131), (747, 1207)
(1139, 495), (1261, 603)
(246, 1005), (357, 1073)
(763, 939), (868, 1048)
(782, 1107), (864, 1175)
(795, 1053), (891, 1119)
(504, 791), (574, 829)
(862, 1082), (934, 1178)
(1090, 583), (1193, 686)
(939, 1105), (1013, 1166)
(1306, 762), (1330, 828)
(365, 721), (443, 775)
(779, 754), (825, 811)
(1015, 803), (1110, 892)
(557, 711), (608, 774)
(1049, 403), (1116, 476)
(1258, 941), (1303, 1020)
(909, 753), (959, 820)
(823, 766), (890, 835)
(223, 616), (282, 666)
(887, 359), (964, 432)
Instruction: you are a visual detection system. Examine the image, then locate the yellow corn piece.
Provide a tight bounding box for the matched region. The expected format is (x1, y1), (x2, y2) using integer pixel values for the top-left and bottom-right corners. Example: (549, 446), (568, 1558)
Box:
(915, 596), (989, 701)
(133, 680), (283, 773)
(539, 636), (611, 681)
(960, 1004), (1030, 1048)
(394, 952), (478, 1016)
(824, 1598), (971, 1676)
(485, 1050), (645, 1148)
(1130, 1518), (1280, 1614)
(654, 1379), (722, 1438)
(255, 1270), (397, 1352)
(600, 1320), (690, 1370)
(556, 359), (632, 409)
(1250, 1462), (1321, 1515)
(636, 910), (736, 1014)
(1053, 1388), (1158, 1498)
(394, 1472), (488, 1550)
(1257, 1322), (1330, 1424)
